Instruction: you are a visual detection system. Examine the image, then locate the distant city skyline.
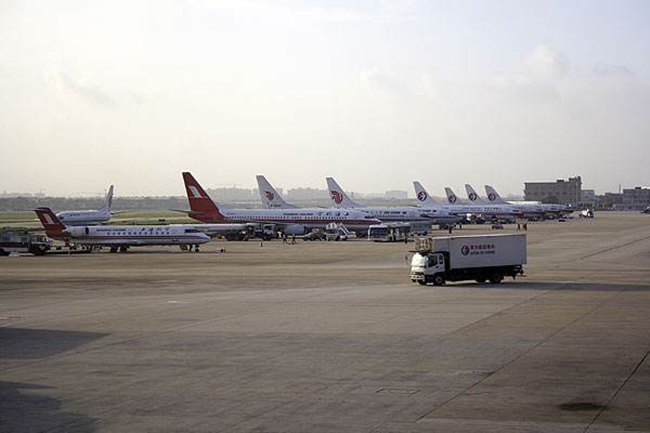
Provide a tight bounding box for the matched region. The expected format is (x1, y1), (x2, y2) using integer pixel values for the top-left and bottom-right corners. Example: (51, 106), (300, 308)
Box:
(1, 1), (648, 196)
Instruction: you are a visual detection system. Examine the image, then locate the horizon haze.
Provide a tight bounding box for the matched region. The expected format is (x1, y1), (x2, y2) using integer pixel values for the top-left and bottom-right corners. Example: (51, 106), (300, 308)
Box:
(1, 0), (649, 197)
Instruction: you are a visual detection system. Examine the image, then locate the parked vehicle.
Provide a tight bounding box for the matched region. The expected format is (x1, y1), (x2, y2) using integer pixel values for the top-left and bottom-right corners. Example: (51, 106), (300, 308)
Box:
(368, 223), (411, 242)
(0, 229), (52, 256)
(410, 234), (526, 286)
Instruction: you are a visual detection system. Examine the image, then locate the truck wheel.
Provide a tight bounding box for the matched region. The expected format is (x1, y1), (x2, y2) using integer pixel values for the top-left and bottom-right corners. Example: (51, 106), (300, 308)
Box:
(489, 273), (503, 284)
(417, 280), (427, 286)
(432, 275), (445, 286)
(475, 277), (486, 284)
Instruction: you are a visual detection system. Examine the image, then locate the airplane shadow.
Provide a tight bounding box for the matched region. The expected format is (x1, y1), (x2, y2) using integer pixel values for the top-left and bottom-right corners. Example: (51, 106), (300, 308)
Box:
(0, 327), (107, 360)
(0, 328), (106, 432)
(0, 381), (97, 433)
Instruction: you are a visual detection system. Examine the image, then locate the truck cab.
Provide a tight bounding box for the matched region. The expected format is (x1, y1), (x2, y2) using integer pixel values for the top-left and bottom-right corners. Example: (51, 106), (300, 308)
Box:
(410, 252), (446, 286)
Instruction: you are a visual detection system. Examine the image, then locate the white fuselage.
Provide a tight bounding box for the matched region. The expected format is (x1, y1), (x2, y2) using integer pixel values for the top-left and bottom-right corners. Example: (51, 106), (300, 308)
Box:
(63, 225), (210, 246)
(215, 208), (380, 231)
(355, 206), (460, 225)
(444, 204), (521, 219)
(57, 209), (111, 226)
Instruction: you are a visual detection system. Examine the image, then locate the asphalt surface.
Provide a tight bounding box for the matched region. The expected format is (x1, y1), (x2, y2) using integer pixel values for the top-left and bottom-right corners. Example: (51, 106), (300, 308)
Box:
(1, 212), (649, 432)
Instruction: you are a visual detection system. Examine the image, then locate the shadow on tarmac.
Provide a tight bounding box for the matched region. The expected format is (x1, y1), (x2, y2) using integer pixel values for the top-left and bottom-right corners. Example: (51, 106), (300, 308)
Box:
(0, 327), (107, 359)
(445, 281), (650, 292)
(0, 328), (106, 432)
(0, 381), (97, 433)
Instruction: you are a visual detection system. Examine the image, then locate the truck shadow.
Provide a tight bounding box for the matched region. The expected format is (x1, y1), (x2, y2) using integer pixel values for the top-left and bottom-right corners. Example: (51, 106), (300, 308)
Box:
(0, 381), (98, 433)
(446, 281), (650, 292)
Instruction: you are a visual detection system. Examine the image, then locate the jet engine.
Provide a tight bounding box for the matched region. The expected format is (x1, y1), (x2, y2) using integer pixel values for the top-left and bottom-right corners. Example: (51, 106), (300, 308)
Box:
(283, 224), (306, 236)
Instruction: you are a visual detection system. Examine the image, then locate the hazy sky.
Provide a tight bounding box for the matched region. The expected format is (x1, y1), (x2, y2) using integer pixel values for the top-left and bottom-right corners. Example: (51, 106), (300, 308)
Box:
(1, 0), (649, 197)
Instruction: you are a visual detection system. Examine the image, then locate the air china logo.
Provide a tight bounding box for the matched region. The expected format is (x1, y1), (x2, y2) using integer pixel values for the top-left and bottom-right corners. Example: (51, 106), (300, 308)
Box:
(468, 192), (478, 202)
(188, 186), (203, 198)
(461, 245), (470, 256)
(417, 191), (428, 202)
(448, 195), (457, 204)
(330, 190), (343, 205)
(487, 192), (497, 202)
(264, 191), (275, 201)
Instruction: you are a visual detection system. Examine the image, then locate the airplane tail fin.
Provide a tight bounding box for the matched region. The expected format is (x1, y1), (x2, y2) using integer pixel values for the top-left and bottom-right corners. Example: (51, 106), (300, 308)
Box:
(444, 187), (461, 205)
(326, 177), (362, 209)
(100, 185), (114, 211)
(465, 184), (487, 204)
(182, 172), (226, 222)
(484, 185), (508, 204)
(256, 175), (296, 209)
(34, 207), (66, 238)
(413, 181), (440, 206)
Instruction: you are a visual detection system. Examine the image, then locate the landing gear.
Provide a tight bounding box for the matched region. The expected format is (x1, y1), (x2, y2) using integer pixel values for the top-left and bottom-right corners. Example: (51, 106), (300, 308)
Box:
(110, 247), (118, 253)
(119, 246), (129, 253)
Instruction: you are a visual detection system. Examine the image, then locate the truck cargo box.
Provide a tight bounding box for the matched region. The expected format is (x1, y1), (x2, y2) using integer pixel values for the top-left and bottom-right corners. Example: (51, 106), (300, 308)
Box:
(419, 233), (526, 270)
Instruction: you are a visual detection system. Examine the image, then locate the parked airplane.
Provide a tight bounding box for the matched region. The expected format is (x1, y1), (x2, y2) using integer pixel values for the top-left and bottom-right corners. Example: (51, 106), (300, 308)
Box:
(326, 177), (460, 227)
(444, 186), (521, 220)
(413, 182), (443, 207)
(180, 172), (381, 235)
(35, 207), (210, 252)
(256, 175), (296, 209)
(56, 185), (117, 226)
(484, 185), (573, 218)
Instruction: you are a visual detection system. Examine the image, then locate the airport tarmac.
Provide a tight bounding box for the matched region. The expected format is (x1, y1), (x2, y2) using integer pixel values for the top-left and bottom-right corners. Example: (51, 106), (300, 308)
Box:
(1, 212), (649, 432)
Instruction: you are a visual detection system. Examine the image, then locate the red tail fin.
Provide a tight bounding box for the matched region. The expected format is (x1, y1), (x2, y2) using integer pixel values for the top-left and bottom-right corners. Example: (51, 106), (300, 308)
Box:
(34, 207), (66, 239)
(182, 172), (226, 222)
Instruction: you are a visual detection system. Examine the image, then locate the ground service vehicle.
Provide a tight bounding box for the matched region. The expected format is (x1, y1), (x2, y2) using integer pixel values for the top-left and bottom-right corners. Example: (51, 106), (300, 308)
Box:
(0, 229), (52, 256)
(368, 223), (411, 242)
(410, 233), (526, 286)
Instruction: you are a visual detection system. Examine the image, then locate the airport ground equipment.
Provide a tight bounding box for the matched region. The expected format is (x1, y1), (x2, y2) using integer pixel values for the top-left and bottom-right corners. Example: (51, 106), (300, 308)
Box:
(0, 229), (52, 256)
(368, 223), (411, 242)
(410, 233), (526, 286)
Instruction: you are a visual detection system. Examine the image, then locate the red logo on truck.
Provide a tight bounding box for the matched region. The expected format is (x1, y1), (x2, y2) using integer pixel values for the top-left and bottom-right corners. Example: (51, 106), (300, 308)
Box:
(461, 245), (470, 256)
(330, 190), (343, 204)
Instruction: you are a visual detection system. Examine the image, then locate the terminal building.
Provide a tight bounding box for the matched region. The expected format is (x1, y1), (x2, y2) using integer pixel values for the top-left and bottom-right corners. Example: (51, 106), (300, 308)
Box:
(524, 177), (583, 207)
(619, 187), (650, 211)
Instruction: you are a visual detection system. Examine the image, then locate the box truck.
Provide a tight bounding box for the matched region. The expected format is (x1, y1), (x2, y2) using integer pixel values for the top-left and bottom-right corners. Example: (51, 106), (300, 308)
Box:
(410, 234), (526, 286)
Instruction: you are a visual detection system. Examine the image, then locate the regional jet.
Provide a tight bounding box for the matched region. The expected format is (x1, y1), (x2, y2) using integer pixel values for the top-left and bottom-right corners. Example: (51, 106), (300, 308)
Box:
(56, 185), (117, 226)
(35, 207), (210, 252)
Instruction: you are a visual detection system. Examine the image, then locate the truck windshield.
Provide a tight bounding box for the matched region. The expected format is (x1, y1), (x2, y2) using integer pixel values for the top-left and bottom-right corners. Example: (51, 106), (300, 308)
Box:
(411, 254), (427, 267)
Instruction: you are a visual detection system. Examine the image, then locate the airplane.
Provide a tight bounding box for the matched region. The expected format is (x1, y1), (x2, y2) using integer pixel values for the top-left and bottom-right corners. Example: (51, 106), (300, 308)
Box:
(326, 177), (460, 227)
(256, 175), (296, 209)
(413, 182), (443, 207)
(484, 185), (573, 218)
(34, 207), (210, 253)
(179, 172), (381, 235)
(444, 186), (521, 220)
(56, 185), (117, 226)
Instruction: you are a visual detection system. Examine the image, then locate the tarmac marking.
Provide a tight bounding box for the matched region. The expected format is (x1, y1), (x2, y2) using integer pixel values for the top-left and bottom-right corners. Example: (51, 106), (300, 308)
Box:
(580, 234), (650, 260)
(416, 283), (622, 423)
